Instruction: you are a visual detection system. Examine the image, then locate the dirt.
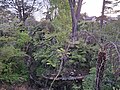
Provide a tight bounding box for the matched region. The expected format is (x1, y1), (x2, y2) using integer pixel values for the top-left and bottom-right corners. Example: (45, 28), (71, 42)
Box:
(0, 82), (29, 90)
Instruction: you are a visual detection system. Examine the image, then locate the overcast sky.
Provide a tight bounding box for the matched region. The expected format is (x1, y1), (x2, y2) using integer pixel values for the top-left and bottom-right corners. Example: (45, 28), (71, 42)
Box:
(81, 0), (103, 16)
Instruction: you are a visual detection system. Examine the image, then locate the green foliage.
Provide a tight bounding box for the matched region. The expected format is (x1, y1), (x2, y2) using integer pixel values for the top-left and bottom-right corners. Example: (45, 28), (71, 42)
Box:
(0, 45), (28, 84)
(32, 21), (71, 72)
(99, 20), (120, 42)
(16, 32), (31, 47)
(0, 20), (29, 84)
(0, 60), (28, 84)
(0, 1), (120, 88)
(83, 67), (96, 90)
(34, 1), (72, 72)
(49, 0), (71, 39)
(101, 60), (120, 90)
(0, 46), (24, 61)
(0, 37), (16, 42)
(36, 65), (46, 76)
(0, 46), (15, 61)
(72, 83), (83, 90)
(34, 46), (59, 68)
(78, 21), (100, 31)
(69, 44), (87, 65)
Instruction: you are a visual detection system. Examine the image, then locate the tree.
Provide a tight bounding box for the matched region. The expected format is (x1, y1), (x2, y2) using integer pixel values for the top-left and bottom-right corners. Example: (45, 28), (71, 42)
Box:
(47, 0), (72, 36)
(100, 0), (113, 28)
(68, 0), (83, 42)
(112, 0), (120, 14)
(0, 0), (43, 24)
(100, 0), (105, 29)
(0, 6), (16, 24)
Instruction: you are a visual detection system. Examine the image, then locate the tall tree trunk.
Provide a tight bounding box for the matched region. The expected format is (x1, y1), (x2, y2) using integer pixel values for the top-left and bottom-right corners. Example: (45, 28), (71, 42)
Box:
(76, 0), (83, 20)
(68, 0), (83, 42)
(69, 0), (77, 41)
(100, 0), (105, 29)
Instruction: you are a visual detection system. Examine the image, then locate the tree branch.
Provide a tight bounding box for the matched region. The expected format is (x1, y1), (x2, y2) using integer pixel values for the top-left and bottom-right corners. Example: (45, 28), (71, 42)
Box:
(76, 0), (83, 20)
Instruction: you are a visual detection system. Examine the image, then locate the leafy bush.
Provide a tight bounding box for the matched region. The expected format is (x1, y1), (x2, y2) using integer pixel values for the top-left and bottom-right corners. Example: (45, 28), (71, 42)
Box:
(0, 45), (28, 84)
(16, 32), (31, 47)
(83, 67), (96, 90)
(0, 22), (29, 84)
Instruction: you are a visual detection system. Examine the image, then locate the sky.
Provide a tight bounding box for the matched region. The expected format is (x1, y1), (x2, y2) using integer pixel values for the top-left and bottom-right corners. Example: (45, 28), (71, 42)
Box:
(81, 0), (120, 17)
(81, 0), (103, 16)
(34, 0), (120, 21)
